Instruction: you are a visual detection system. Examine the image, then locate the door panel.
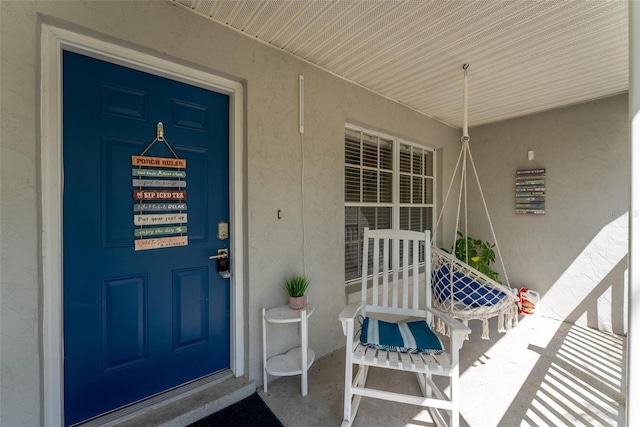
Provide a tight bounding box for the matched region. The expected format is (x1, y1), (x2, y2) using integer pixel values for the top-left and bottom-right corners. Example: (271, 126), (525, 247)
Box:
(102, 275), (147, 371)
(173, 267), (209, 350)
(63, 51), (230, 426)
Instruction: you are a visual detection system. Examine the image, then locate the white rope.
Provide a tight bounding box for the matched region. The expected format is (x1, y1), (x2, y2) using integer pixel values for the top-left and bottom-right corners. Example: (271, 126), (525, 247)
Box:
(460, 146), (470, 264)
(466, 148), (511, 288)
(451, 146), (468, 309)
(461, 65), (470, 265)
(454, 63), (510, 288)
(428, 64), (517, 339)
(432, 146), (465, 245)
(462, 63), (470, 142)
(463, 145), (469, 265)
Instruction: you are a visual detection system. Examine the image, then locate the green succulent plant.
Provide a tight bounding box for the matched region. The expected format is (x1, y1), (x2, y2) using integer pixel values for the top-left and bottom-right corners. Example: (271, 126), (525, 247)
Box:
(283, 275), (310, 297)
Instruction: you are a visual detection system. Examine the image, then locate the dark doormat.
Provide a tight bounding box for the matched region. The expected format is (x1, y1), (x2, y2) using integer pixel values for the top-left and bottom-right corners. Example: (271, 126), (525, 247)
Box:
(188, 393), (284, 427)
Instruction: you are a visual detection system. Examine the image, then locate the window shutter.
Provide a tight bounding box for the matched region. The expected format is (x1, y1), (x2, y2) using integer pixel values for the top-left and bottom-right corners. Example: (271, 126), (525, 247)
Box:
(345, 127), (435, 283)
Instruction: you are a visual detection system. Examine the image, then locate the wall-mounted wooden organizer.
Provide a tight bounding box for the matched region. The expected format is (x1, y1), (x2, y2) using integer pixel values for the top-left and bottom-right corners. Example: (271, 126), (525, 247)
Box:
(515, 168), (545, 215)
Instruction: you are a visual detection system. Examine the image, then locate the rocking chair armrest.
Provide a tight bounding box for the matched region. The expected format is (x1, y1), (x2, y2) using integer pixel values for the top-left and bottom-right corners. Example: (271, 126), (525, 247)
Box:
(338, 302), (364, 336)
(339, 302), (364, 322)
(425, 306), (472, 335)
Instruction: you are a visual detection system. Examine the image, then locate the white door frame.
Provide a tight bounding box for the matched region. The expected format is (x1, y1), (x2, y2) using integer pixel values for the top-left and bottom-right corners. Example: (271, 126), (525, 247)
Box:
(40, 23), (245, 426)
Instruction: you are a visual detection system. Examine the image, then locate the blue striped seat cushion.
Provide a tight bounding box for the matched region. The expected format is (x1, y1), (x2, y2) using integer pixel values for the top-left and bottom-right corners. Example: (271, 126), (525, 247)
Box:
(360, 317), (443, 354)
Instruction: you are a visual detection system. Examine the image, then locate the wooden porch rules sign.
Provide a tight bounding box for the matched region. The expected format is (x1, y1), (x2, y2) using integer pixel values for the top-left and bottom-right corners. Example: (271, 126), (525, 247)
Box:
(132, 123), (188, 250)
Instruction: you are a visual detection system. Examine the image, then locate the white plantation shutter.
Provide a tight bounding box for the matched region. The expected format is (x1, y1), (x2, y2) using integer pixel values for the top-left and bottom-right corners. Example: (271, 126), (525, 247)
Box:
(398, 144), (435, 265)
(344, 128), (394, 281)
(345, 126), (435, 283)
(399, 143), (434, 231)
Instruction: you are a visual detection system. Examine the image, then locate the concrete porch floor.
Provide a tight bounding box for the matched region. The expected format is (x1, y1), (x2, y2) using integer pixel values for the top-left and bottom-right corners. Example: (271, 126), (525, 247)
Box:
(260, 315), (626, 426)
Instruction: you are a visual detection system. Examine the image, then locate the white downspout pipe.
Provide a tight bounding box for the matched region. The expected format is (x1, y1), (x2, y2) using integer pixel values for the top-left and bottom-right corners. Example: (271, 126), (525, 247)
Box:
(628, 2), (639, 425)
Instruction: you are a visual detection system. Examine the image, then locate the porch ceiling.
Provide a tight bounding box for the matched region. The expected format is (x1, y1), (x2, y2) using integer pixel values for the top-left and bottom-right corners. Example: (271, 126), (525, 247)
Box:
(171, 0), (628, 128)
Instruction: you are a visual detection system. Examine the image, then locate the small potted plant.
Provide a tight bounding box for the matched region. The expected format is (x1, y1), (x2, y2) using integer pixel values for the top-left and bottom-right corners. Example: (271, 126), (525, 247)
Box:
(283, 275), (310, 310)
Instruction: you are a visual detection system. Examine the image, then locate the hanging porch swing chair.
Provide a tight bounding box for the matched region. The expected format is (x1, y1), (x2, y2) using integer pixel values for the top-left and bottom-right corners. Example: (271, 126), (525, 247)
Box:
(431, 64), (519, 340)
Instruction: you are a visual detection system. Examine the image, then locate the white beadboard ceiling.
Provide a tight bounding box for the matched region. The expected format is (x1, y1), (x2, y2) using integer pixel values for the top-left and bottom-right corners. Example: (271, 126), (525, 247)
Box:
(171, 0), (628, 128)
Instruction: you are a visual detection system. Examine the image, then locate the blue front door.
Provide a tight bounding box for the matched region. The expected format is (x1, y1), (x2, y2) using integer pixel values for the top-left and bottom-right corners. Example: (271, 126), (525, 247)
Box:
(62, 51), (231, 425)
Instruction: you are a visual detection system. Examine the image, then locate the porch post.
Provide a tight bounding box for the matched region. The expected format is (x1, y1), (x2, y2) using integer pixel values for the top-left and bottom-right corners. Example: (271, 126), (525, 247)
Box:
(628, 2), (640, 425)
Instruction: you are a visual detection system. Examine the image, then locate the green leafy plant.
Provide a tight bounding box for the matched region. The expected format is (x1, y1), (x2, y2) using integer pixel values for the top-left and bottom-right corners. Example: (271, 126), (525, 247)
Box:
(283, 275), (310, 297)
(452, 231), (501, 283)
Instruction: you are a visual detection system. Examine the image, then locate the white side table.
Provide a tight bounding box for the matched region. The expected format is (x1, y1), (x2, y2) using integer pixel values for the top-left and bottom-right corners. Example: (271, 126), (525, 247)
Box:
(262, 303), (315, 396)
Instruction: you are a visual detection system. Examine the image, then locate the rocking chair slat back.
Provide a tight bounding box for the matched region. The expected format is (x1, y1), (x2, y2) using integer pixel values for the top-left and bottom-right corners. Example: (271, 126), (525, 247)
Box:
(360, 228), (428, 319)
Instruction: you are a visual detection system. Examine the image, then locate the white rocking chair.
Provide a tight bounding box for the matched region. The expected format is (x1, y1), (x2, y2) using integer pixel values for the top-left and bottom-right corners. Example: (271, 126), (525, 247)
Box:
(339, 228), (470, 427)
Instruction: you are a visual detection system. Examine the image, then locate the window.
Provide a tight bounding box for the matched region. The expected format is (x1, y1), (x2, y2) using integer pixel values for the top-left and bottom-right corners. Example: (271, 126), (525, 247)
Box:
(344, 125), (435, 283)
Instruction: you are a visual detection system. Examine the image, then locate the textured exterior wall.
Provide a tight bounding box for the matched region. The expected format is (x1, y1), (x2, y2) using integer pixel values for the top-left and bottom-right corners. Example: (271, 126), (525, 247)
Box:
(0, 1), (459, 424)
(466, 95), (629, 335)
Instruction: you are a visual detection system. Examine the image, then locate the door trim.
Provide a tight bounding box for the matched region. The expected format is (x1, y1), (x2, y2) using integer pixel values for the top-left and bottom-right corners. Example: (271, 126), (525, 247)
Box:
(40, 22), (245, 426)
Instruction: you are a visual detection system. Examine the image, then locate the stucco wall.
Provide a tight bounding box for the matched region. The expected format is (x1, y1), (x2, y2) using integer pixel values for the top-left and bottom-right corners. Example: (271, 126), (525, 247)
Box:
(466, 94), (629, 335)
(0, 1), (460, 424)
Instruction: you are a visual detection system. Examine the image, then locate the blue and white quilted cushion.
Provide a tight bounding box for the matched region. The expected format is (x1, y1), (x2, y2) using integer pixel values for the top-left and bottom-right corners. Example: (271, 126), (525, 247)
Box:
(360, 317), (443, 354)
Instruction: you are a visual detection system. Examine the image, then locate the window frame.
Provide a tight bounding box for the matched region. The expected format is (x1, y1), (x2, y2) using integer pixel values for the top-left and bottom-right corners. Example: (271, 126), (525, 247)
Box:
(344, 124), (437, 285)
